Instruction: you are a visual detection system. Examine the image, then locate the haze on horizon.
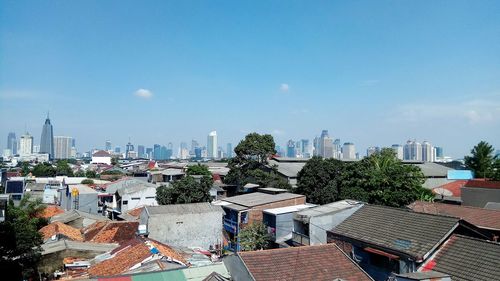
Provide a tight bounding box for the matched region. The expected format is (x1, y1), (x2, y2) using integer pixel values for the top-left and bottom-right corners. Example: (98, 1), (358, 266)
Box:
(1, 1), (499, 158)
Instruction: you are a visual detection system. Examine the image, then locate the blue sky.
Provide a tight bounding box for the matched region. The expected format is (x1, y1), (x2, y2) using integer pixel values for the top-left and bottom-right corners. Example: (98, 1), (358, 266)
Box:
(1, 0), (499, 158)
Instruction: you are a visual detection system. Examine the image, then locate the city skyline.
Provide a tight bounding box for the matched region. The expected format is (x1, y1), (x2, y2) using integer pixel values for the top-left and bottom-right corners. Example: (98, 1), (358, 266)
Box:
(1, 1), (499, 158)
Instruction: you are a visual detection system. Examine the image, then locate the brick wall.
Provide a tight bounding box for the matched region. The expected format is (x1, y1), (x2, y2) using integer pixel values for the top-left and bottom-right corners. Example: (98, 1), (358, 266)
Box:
(246, 196), (306, 225)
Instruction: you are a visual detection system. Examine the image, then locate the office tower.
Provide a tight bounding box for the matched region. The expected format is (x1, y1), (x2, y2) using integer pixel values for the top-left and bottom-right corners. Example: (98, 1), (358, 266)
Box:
(114, 146), (121, 153)
(54, 136), (73, 159)
(318, 130), (333, 158)
(194, 147), (202, 159)
(218, 147), (224, 159)
(19, 132), (34, 156)
(207, 131), (218, 159)
(137, 145), (145, 158)
(146, 148), (153, 159)
(160, 146), (168, 160)
(226, 143), (233, 158)
(153, 144), (161, 160)
(71, 138), (76, 148)
(404, 140), (422, 161)
(422, 141), (433, 162)
(40, 114), (54, 159)
(33, 145), (40, 153)
(191, 140), (199, 154)
(300, 139), (310, 158)
(166, 145), (173, 159)
(435, 147), (443, 159)
(366, 146), (380, 157)
(342, 142), (356, 160)
(286, 140), (296, 158)
(313, 137), (320, 156)
(125, 142), (134, 157)
(7, 132), (17, 155)
(333, 139), (341, 159)
(392, 144), (404, 160)
(105, 140), (112, 151)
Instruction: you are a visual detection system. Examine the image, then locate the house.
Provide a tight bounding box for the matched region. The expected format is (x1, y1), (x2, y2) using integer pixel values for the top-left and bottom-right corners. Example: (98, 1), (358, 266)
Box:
(215, 192), (306, 251)
(148, 168), (185, 183)
(50, 209), (109, 228)
(88, 237), (187, 277)
(461, 180), (500, 207)
(140, 203), (223, 250)
(408, 201), (500, 239)
(327, 205), (490, 281)
(262, 204), (314, 245)
(4, 177), (25, 203)
(418, 235), (500, 281)
(266, 157), (308, 188)
(104, 178), (158, 215)
(39, 221), (84, 242)
(91, 150), (112, 165)
(60, 184), (99, 214)
(224, 243), (373, 281)
(82, 221), (139, 243)
(293, 200), (364, 246)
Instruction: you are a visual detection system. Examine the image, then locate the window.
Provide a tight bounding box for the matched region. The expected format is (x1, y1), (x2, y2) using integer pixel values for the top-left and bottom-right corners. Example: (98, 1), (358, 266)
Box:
(145, 196), (155, 199)
(123, 200), (128, 205)
(131, 197), (140, 200)
(240, 211), (249, 224)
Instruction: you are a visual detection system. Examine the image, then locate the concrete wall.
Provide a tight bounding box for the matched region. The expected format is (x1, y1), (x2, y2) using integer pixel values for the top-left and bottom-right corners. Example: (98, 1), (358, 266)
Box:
(60, 191), (98, 214)
(246, 197), (306, 224)
(121, 187), (157, 212)
(308, 204), (363, 245)
(144, 210), (223, 249)
(462, 187), (500, 207)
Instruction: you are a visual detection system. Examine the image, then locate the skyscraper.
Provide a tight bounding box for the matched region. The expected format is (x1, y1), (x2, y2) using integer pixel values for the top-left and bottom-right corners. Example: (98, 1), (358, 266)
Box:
(40, 114), (54, 159)
(153, 144), (161, 160)
(422, 141), (433, 162)
(300, 139), (310, 158)
(366, 146), (380, 157)
(207, 131), (218, 159)
(286, 140), (296, 158)
(137, 145), (145, 158)
(342, 142), (356, 160)
(146, 147), (153, 159)
(404, 140), (422, 161)
(6, 132), (17, 155)
(392, 144), (404, 160)
(435, 147), (444, 159)
(226, 143), (233, 158)
(105, 140), (112, 151)
(19, 132), (33, 156)
(318, 130), (333, 158)
(54, 136), (73, 159)
(125, 142), (134, 158)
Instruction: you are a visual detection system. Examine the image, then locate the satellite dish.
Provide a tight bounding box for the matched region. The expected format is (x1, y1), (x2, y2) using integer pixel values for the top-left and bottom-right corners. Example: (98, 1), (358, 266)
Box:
(433, 187), (452, 197)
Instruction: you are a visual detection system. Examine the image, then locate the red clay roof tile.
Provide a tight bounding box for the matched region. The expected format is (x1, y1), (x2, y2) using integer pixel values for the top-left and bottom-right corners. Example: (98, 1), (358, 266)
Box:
(39, 222), (84, 241)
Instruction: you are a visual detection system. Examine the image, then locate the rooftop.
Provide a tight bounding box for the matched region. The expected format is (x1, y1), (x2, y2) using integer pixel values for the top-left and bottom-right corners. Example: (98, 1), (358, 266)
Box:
(237, 244), (373, 281)
(294, 200), (363, 222)
(329, 205), (460, 261)
(38, 205), (65, 219)
(464, 180), (500, 189)
(267, 158), (307, 178)
(82, 221), (139, 243)
(432, 180), (468, 197)
(263, 204), (315, 215)
(50, 209), (109, 225)
(39, 221), (84, 242)
(222, 192), (305, 208)
(146, 202), (223, 215)
(420, 235), (500, 281)
(408, 201), (500, 231)
(93, 150), (111, 157)
(104, 177), (157, 195)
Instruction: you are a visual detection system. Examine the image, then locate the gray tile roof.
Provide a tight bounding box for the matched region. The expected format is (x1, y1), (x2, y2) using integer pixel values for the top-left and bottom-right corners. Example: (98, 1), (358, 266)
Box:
(329, 205), (460, 260)
(222, 192), (304, 208)
(146, 202), (223, 215)
(423, 235), (500, 281)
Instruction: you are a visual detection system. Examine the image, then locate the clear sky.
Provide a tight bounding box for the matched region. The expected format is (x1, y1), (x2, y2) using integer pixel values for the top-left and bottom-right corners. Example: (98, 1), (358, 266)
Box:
(1, 0), (499, 158)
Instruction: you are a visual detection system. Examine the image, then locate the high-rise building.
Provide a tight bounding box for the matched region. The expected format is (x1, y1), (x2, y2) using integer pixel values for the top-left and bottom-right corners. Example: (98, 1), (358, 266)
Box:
(153, 144), (161, 160)
(105, 140), (112, 151)
(114, 146), (121, 153)
(137, 145), (145, 158)
(318, 130), (333, 158)
(71, 138), (76, 148)
(226, 143), (233, 158)
(125, 142), (134, 158)
(7, 132), (17, 155)
(342, 142), (356, 160)
(435, 147), (443, 158)
(160, 146), (168, 160)
(191, 140), (199, 155)
(392, 144), (404, 160)
(366, 146), (380, 157)
(40, 114), (54, 159)
(146, 148), (153, 159)
(286, 140), (296, 158)
(422, 141), (433, 162)
(404, 140), (422, 161)
(54, 136), (73, 159)
(300, 139), (310, 158)
(194, 147), (202, 159)
(19, 132), (34, 156)
(207, 131), (218, 159)
(333, 139), (341, 159)
(313, 137), (320, 156)
(33, 145), (40, 153)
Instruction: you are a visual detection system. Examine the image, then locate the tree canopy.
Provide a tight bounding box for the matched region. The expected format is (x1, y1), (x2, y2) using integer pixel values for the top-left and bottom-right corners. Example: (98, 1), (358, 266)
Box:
(225, 133), (290, 189)
(295, 149), (429, 207)
(0, 195), (47, 280)
(56, 160), (74, 176)
(464, 141), (497, 179)
(156, 175), (212, 205)
(186, 164), (212, 177)
(238, 222), (271, 251)
(31, 163), (56, 177)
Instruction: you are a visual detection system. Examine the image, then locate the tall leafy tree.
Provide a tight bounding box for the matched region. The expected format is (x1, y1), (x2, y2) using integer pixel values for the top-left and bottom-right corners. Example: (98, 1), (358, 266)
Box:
(186, 163), (212, 177)
(31, 163), (56, 177)
(238, 222), (271, 251)
(233, 133), (276, 164)
(464, 141), (496, 178)
(56, 160), (74, 176)
(0, 195), (47, 280)
(156, 176), (212, 204)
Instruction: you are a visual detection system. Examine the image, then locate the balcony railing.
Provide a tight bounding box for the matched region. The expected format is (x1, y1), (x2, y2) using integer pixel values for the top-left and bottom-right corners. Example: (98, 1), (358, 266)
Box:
(292, 231), (310, 246)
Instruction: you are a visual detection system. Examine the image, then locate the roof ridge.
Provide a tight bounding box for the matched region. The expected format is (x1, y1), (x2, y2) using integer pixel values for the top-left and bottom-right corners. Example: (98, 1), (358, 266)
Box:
(365, 204), (460, 221)
(238, 243), (336, 256)
(452, 234), (500, 245)
(414, 200), (500, 212)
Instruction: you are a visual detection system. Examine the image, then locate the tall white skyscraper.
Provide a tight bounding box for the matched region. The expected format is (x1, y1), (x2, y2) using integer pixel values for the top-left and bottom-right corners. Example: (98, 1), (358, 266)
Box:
(207, 131), (218, 159)
(19, 132), (34, 156)
(54, 136), (73, 159)
(404, 140), (422, 161)
(391, 144), (404, 160)
(422, 141), (434, 162)
(342, 142), (356, 160)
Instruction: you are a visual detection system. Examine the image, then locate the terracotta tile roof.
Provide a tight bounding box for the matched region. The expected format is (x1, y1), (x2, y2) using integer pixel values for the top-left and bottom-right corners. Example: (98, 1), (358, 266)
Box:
(93, 150), (111, 157)
(82, 221), (139, 243)
(238, 244), (373, 281)
(127, 206), (144, 218)
(38, 205), (65, 219)
(432, 180), (468, 197)
(88, 238), (187, 277)
(465, 180), (500, 189)
(420, 235), (500, 281)
(39, 222), (84, 241)
(408, 201), (500, 230)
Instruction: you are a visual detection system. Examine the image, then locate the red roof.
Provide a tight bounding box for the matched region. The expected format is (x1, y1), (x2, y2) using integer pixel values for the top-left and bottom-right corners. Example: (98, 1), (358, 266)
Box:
(93, 150), (111, 157)
(38, 205), (65, 219)
(238, 244), (372, 281)
(82, 221), (139, 243)
(465, 180), (500, 190)
(408, 201), (500, 230)
(39, 222), (84, 241)
(147, 161), (156, 169)
(432, 180), (468, 197)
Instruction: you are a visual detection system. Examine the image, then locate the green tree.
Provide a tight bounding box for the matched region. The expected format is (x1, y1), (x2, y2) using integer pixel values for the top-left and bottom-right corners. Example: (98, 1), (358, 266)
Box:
(0, 194), (47, 280)
(31, 163), (56, 177)
(464, 141), (496, 179)
(238, 222), (271, 251)
(20, 162), (31, 176)
(186, 164), (212, 176)
(492, 158), (500, 181)
(156, 176), (211, 205)
(234, 133), (276, 164)
(81, 179), (94, 185)
(85, 170), (97, 178)
(74, 170), (85, 177)
(56, 160), (74, 176)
